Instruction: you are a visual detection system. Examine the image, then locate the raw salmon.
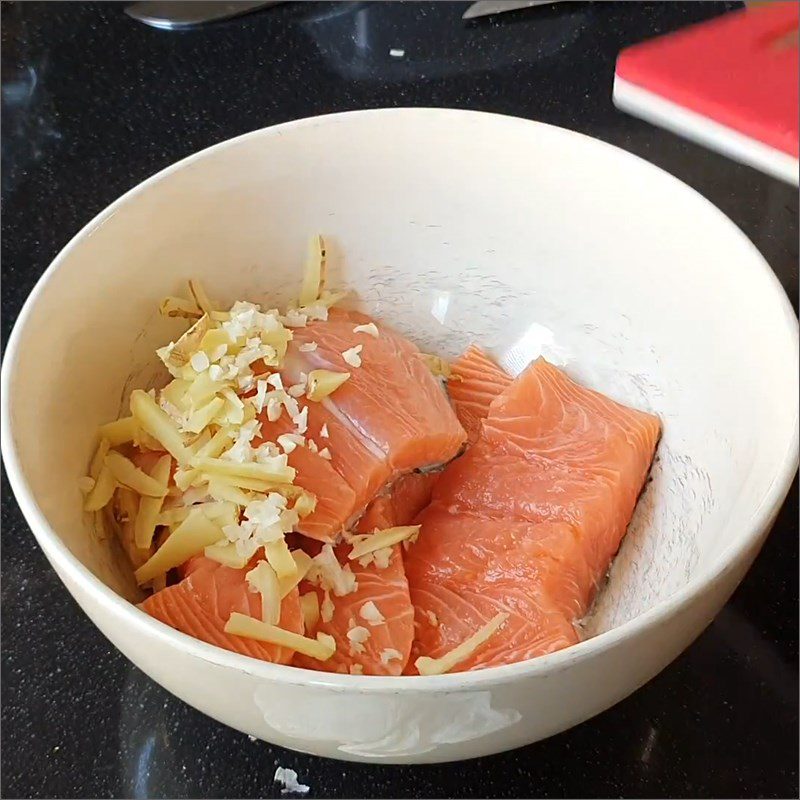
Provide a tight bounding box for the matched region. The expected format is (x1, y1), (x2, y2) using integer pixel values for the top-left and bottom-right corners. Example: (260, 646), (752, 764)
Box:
(294, 544), (414, 675)
(258, 309), (465, 541)
(293, 472), (437, 675)
(405, 357), (660, 673)
(447, 345), (512, 443)
(357, 471), (440, 532)
(141, 556), (303, 664)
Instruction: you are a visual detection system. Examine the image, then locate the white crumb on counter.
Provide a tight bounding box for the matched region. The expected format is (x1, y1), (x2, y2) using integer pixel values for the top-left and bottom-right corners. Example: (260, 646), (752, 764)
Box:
(389, 48), (405, 58)
(274, 766), (310, 795)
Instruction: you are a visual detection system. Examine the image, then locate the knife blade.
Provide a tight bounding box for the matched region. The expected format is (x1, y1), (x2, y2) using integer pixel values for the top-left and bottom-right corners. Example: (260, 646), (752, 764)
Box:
(462, 0), (565, 20)
(124, 1), (281, 30)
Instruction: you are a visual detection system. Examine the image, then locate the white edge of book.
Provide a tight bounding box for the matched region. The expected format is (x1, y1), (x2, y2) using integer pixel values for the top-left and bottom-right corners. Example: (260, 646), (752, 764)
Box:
(614, 75), (799, 186)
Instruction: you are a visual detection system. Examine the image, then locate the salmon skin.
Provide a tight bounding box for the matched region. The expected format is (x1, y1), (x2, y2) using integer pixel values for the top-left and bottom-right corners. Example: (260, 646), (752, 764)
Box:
(257, 309), (466, 542)
(294, 472), (438, 675)
(406, 357), (661, 673)
(141, 556), (303, 664)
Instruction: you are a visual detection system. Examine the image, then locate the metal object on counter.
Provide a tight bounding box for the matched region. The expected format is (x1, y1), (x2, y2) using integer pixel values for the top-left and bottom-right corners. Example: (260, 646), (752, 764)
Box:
(124, 1), (281, 30)
(462, 0), (567, 20)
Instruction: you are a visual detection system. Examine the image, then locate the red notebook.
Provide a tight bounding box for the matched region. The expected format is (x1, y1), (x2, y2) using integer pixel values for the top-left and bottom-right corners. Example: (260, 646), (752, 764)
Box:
(614, 4), (799, 183)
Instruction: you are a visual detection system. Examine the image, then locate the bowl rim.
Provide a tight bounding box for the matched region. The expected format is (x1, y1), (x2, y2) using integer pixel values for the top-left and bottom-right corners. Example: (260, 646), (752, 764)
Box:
(2, 107), (798, 692)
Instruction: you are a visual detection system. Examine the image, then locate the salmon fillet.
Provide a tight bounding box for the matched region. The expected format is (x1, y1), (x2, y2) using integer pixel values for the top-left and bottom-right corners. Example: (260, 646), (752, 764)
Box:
(294, 472), (438, 675)
(141, 556), (303, 664)
(447, 345), (513, 443)
(294, 544), (414, 676)
(406, 357), (660, 673)
(257, 309), (465, 542)
(358, 471), (440, 532)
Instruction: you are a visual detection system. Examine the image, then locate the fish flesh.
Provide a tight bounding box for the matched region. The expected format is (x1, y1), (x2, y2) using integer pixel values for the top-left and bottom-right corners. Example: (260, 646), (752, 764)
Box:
(447, 344), (512, 443)
(141, 556), (303, 663)
(257, 309), (466, 541)
(405, 357), (660, 673)
(294, 472), (438, 675)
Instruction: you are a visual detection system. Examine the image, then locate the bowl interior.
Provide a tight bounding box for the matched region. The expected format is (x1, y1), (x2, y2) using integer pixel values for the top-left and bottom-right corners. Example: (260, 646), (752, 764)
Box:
(5, 109), (798, 637)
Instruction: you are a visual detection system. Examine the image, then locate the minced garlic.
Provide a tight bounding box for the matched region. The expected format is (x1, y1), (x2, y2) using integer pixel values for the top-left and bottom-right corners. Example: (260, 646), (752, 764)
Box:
(353, 323), (379, 338)
(342, 345), (362, 368)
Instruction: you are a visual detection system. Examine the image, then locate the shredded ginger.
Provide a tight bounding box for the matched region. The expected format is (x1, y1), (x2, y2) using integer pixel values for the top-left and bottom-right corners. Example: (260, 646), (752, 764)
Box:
(348, 526), (420, 561)
(415, 612), (509, 676)
(225, 612), (336, 661)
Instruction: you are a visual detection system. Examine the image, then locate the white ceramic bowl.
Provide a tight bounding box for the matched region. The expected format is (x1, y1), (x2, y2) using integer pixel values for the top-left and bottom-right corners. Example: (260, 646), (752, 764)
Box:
(2, 109), (797, 763)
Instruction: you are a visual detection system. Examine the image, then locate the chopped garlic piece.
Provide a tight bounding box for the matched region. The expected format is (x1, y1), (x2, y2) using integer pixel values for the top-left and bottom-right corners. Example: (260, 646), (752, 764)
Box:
(282, 309), (308, 328)
(105, 451), (168, 498)
(348, 526), (419, 560)
(318, 447), (331, 461)
(225, 613), (336, 661)
(277, 433), (304, 454)
(415, 613), (509, 676)
(306, 439), (318, 454)
(298, 341), (318, 353)
(293, 406), (308, 434)
(135, 507), (224, 585)
(133, 454), (172, 548)
(349, 664), (364, 675)
(346, 625), (370, 655)
(305, 369), (350, 402)
(287, 382), (306, 398)
(319, 423), (329, 438)
(273, 767), (310, 796)
(250, 379), (269, 413)
(380, 648), (403, 666)
(189, 351), (209, 373)
(321, 590), (334, 623)
(373, 547), (393, 569)
(299, 592), (320, 633)
(359, 601), (386, 626)
(266, 372), (283, 391)
(307, 545), (358, 597)
(353, 322), (379, 338)
(342, 345), (362, 368)
(426, 610), (440, 627)
(246, 560), (282, 624)
(99, 416), (138, 447)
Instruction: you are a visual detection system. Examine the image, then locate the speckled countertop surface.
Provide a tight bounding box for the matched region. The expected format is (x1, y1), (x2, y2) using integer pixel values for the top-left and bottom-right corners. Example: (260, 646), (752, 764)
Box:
(1, 2), (797, 797)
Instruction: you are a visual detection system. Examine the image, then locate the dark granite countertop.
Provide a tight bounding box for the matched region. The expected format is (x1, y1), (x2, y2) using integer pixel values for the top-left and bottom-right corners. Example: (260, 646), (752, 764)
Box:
(1, 2), (797, 798)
